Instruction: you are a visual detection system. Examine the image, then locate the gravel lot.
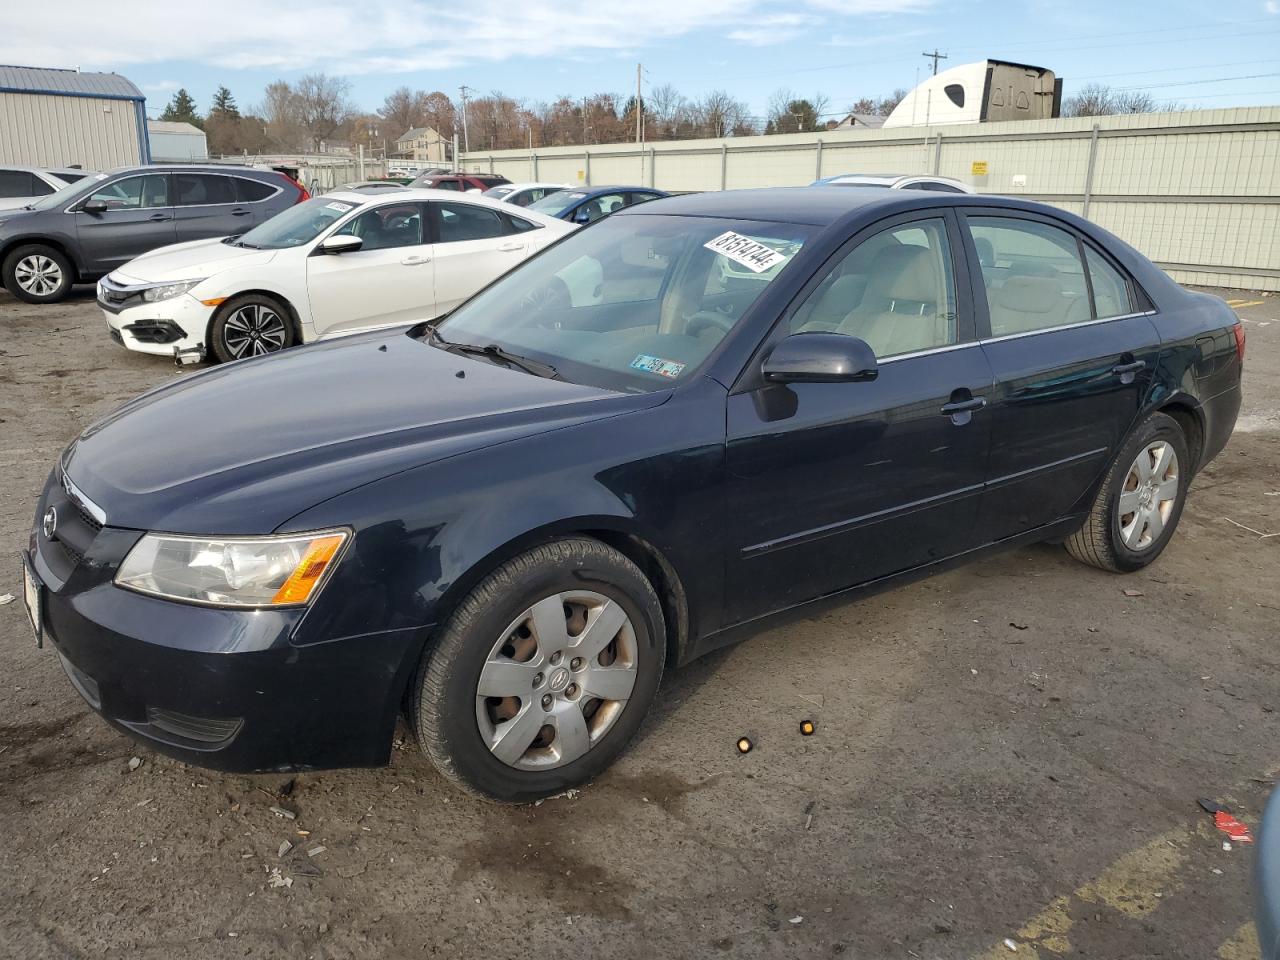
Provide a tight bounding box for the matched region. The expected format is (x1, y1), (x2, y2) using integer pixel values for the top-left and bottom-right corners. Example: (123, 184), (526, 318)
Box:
(1, 285), (1277, 959)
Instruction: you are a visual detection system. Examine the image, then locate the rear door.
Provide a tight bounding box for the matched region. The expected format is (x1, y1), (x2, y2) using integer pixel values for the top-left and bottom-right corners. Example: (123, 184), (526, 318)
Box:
(961, 210), (1161, 541)
(74, 173), (175, 273)
(173, 173), (250, 242)
(428, 200), (532, 314)
(306, 200), (435, 338)
(724, 211), (995, 624)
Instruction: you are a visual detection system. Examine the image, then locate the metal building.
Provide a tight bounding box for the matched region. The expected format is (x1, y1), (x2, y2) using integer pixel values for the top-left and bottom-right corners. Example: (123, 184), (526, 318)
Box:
(0, 64), (149, 170)
(147, 120), (208, 162)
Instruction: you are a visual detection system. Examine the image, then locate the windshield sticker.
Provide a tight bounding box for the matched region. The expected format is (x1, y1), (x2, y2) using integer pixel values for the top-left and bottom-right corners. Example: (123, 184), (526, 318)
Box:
(567, 192), (587, 199)
(325, 201), (354, 212)
(93, 173), (108, 181)
(703, 231), (789, 274)
(630, 354), (686, 379)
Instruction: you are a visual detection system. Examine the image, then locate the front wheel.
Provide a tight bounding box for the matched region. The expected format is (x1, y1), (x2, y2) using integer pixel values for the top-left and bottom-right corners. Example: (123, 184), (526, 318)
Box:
(414, 538), (665, 802)
(1065, 412), (1190, 572)
(3, 244), (74, 303)
(208, 293), (295, 363)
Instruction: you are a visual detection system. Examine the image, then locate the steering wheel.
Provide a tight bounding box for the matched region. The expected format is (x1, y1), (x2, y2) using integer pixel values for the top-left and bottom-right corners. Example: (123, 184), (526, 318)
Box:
(519, 276), (571, 320)
(684, 310), (734, 338)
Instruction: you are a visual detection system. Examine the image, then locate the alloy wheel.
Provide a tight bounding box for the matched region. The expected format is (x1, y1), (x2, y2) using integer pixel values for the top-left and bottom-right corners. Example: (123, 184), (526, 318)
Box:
(1118, 440), (1180, 551)
(222, 304), (288, 358)
(475, 590), (638, 771)
(14, 255), (63, 297)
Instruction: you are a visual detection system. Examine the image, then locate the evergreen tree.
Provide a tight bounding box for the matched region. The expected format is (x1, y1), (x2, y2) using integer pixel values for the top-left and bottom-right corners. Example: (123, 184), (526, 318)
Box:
(210, 86), (240, 120)
(160, 88), (203, 129)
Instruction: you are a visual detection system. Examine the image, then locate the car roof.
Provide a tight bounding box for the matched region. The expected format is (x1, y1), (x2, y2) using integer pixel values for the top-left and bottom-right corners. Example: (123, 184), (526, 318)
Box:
(490, 182), (569, 191)
(102, 164), (277, 177)
(618, 185), (1031, 226)
(0, 163), (89, 176)
(318, 187), (570, 220)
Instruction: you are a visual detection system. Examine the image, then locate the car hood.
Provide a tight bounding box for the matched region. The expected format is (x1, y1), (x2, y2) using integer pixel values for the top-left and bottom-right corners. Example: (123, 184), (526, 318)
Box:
(64, 329), (664, 534)
(112, 238), (278, 282)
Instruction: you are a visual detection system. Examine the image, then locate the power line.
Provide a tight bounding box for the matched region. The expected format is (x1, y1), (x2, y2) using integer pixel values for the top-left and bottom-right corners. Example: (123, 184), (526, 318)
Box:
(922, 49), (947, 76)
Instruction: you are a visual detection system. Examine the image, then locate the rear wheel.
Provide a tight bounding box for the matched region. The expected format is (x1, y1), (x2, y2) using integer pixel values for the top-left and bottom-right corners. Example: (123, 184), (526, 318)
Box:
(209, 293), (295, 362)
(1065, 412), (1190, 572)
(3, 244), (74, 303)
(413, 538), (665, 802)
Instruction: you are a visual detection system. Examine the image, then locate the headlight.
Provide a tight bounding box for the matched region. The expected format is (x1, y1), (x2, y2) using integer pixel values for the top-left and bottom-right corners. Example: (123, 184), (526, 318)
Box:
(142, 279), (205, 302)
(115, 529), (348, 607)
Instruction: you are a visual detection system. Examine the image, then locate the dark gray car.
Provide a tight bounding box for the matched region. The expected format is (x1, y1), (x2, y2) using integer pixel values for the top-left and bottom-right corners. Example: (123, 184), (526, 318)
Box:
(0, 165), (305, 304)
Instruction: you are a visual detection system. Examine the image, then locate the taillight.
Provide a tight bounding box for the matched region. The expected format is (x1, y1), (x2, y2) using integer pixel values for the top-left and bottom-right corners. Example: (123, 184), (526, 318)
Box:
(1232, 321), (1246, 364)
(281, 174), (309, 203)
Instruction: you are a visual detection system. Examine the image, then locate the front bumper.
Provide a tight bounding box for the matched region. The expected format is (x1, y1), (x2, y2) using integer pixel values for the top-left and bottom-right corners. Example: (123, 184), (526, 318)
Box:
(27, 469), (424, 772)
(98, 286), (213, 359)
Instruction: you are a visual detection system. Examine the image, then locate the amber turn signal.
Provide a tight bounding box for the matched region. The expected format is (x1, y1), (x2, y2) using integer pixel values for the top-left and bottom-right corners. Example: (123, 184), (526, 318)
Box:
(271, 534), (347, 605)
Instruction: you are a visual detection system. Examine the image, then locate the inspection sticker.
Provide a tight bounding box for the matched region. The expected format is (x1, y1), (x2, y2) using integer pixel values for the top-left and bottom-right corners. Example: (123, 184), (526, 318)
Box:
(325, 201), (354, 212)
(630, 354), (686, 378)
(703, 231), (789, 274)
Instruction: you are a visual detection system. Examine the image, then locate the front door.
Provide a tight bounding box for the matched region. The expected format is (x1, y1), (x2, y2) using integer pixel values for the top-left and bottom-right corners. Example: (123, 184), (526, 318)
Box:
(724, 213), (995, 625)
(961, 212), (1162, 541)
(428, 201), (531, 315)
(74, 173), (175, 273)
(306, 200), (435, 338)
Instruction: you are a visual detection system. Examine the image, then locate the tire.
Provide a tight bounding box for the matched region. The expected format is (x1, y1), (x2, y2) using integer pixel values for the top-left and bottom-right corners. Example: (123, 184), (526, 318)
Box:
(414, 538), (666, 802)
(1065, 412), (1191, 573)
(208, 293), (296, 363)
(3, 244), (74, 303)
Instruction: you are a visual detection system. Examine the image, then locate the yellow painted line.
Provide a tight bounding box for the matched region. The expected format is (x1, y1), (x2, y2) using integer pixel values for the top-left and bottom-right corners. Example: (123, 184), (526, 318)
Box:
(1230, 299), (1266, 308)
(973, 826), (1198, 957)
(1216, 921), (1260, 960)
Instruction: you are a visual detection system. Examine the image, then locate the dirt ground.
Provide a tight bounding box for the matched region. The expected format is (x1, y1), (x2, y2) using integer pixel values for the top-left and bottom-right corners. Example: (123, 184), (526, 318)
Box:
(1, 285), (1277, 960)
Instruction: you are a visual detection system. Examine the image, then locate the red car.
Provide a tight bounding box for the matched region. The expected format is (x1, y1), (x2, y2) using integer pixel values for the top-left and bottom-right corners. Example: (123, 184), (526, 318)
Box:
(409, 172), (511, 192)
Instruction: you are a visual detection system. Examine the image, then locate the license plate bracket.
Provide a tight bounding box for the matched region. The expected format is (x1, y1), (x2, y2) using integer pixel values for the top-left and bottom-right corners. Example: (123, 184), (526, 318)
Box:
(23, 557), (42, 648)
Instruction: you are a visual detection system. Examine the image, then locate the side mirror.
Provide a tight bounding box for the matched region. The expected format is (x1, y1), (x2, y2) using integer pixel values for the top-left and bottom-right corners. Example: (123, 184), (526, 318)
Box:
(319, 234), (363, 255)
(572, 208), (593, 224)
(761, 333), (879, 384)
(81, 199), (109, 215)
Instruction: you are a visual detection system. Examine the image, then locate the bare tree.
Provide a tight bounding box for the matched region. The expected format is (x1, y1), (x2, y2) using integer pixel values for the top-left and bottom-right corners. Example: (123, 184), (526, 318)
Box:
(1063, 83), (1170, 117)
(876, 88), (908, 116)
(379, 86), (422, 137)
(646, 83), (687, 140)
(693, 90), (750, 138)
(294, 73), (354, 151)
(847, 97), (877, 115)
(256, 80), (306, 151)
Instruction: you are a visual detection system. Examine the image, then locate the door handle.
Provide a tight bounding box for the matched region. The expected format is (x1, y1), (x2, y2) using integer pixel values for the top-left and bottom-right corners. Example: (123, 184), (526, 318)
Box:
(401, 256), (431, 265)
(497, 241), (523, 252)
(147, 213), (171, 222)
(1111, 359), (1146, 375)
(940, 397), (987, 414)
(230, 208), (251, 217)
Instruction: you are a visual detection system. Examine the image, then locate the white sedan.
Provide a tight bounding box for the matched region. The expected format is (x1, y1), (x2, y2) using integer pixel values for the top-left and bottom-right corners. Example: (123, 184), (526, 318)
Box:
(481, 182), (570, 207)
(97, 189), (575, 363)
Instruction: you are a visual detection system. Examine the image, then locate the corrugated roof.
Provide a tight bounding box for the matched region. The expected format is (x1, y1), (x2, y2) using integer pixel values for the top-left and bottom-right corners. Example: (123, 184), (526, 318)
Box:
(147, 120), (205, 135)
(0, 64), (144, 100)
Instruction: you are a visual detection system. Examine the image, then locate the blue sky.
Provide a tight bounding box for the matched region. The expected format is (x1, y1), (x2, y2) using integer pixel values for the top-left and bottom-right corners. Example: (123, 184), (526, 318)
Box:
(7, 0), (1280, 124)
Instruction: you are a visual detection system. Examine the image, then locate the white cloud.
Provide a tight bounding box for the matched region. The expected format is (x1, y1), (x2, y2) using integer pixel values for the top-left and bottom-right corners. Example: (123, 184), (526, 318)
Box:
(142, 79), (179, 93)
(0, 0), (930, 75)
(1266, 0), (1279, 14)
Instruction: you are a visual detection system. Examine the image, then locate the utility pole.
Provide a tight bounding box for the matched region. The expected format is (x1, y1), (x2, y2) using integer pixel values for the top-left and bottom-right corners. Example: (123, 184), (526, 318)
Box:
(922, 49), (948, 76)
(458, 84), (471, 156)
(635, 63), (643, 144)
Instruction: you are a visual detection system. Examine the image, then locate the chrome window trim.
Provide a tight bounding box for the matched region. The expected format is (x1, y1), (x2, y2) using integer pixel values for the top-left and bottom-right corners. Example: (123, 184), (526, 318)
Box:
(172, 173), (283, 208)
(67, 173), (172, 214)
(978, 310), (1156, 346)
(875, 338), (977, 365)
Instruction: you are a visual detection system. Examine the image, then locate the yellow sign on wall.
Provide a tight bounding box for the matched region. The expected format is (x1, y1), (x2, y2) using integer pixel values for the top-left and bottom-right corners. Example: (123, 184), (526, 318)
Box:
(971, 161), (989, 176)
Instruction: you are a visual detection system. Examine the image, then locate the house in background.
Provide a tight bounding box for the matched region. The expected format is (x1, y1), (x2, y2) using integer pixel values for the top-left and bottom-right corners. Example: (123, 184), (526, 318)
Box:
(147, 120), (208, 162)
(395, 126), (448, 163)
(831, 113), (886, 130)
(0, 64), (148, 168)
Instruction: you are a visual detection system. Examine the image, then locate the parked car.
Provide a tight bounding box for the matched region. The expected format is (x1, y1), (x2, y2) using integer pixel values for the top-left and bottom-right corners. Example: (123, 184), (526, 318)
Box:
(482, 182), (569, 208)
(409, 172), (511, 192)
(527, 185), (667, 224)
(0, 166), (306, 304)
(25, 187), (1241, 802)
(813, 173), (975, 193)
(1258, 787), (1280, 958)
(0, 165), (95, 211)
(334, 180), (411, 194)
(98, 189), (575, 363)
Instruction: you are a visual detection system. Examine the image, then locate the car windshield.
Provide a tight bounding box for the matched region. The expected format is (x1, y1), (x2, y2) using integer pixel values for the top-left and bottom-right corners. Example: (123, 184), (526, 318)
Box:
(234, 197), (363, 249)
(27, 173), (107, 210)
(432, 214), (811, 393)
(527, 191), (590, 216)
(483, 186), (514, 198)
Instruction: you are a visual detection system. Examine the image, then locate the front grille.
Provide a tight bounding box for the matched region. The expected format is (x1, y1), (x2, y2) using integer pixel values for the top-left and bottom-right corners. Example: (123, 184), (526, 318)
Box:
(37, 473), (104, 581)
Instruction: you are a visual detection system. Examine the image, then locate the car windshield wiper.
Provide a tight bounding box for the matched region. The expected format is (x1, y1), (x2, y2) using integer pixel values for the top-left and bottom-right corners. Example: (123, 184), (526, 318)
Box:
(428, 328), (562, 380)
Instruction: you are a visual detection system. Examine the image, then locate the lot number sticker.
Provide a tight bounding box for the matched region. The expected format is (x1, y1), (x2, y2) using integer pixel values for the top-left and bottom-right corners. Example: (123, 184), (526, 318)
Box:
(325, 201), (354, 212)
(703, 231), (789, 274)
(630, 354), (686, 378)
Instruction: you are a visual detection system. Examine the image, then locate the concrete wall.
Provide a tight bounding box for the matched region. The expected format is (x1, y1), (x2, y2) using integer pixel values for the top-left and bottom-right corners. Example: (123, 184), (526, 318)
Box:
(0, 91), (144, 170)
(462, 107), (1280, 291)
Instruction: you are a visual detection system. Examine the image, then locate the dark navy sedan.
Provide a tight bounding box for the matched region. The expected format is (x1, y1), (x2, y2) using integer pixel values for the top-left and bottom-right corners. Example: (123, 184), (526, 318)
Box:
(24, 187), (1243, 801)
(526, 184), (666, 224)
